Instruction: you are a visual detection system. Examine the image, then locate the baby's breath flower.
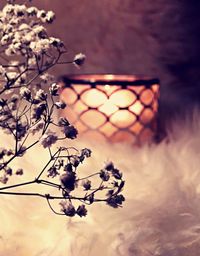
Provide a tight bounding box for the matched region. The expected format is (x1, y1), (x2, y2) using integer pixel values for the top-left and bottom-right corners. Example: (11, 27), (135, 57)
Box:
(6, 149), (14, 156)
(104, 161), (114, 171)
(5, 47), (15, 56)
(82, 179), (91, 190)
(2, 4), (14, 15)
(12, 42), (21, 51)
(106, 194), (125, 208)
(63, 125), (78, 139)
(60, 201), (76, 217)
(106, 189), (114, 197)
(35, 89), (47, 101)
(5, 167), (12, 176)
(73, 53), (86, 67)
(0, 98), (6, 107)
(13, 4), (26, 16)
(37, 9), (46, 19)
(45, 11), (55, 23)
(16, 169), (23, 175)
(47, 166), (59, 178)
(1, 34), (10, 45)
(0, 0), (125, 219)
(76, 205), (87, 217)
(0, 148), (7, 159)
(30, 39), (50, 54)
(7, 71), (17, 80)
(104, 161), (122, 179)
(54, 101), (66, 109)
(32, 103), (46, 120)
(49, 82), (59, 96)
(19, 23), (30, 31)
(100, 170), (110, 181)
(33, 25), (46, 38)
(49, 37), (63, 47)
(111, 168), (123, 180)
(0, 175), (8, 184)
(70, 155), (80, 167)
(79, 148), (92, 162)
(41, 131), (58, 148)
(64, 163), (73, 172)
(58, 117), (70, 127)
(40, 73), (53, 83)
(81, 148), (92, 158)
(20, 87), (31, 101)
(27, 57), (37, 66)
(27, 6), (38, 16)
(60, 171), (76, 191)
(15, 122), (27, 140)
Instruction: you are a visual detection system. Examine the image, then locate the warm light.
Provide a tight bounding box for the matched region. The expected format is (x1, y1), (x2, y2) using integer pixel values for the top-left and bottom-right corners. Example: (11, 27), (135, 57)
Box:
(60, 74), (160, 144)
(99, 100), (118, 116)
(105, 84), (111, 91)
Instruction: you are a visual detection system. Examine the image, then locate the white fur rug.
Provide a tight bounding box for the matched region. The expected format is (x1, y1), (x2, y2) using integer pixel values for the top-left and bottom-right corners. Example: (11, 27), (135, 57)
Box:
(1, 111), (200, 256)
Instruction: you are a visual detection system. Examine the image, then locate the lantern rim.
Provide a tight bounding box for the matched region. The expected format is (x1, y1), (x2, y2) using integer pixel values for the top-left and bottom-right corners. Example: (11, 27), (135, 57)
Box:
(59, 74), (160, 87)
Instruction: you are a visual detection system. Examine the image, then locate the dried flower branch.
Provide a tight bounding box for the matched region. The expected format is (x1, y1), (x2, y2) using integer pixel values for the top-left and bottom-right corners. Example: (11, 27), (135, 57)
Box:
(0, 0), (125, 217)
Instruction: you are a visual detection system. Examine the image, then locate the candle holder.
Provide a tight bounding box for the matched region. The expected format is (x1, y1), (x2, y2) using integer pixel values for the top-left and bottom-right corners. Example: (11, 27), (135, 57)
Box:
(60, 74), (160, 144)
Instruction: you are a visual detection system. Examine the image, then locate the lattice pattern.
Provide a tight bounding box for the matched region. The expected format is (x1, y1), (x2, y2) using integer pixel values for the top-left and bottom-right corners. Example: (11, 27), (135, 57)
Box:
(60, 75), (160, 144)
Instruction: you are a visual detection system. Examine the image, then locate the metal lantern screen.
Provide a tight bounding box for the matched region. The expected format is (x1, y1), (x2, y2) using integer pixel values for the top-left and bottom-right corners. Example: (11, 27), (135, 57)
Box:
(60, 74), (160, 144)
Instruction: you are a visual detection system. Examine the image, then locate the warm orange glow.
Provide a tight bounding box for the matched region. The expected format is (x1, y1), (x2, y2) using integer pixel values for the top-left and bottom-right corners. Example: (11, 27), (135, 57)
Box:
(99, 100), (119, 116)
(60, 75), (160, 144)
(104, 84), (110, 91)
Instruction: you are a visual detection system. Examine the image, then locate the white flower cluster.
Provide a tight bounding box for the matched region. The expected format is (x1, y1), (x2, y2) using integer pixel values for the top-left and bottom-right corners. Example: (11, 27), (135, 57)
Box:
(73, 53), (86, 67)
(0, 3), (62, 56)
(0, 1), (123, 220)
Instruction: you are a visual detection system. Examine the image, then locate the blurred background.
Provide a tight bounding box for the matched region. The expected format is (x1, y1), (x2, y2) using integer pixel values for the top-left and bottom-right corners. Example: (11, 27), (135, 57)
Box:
(1, 0), (200, 132)
(1, 2), (200, 255)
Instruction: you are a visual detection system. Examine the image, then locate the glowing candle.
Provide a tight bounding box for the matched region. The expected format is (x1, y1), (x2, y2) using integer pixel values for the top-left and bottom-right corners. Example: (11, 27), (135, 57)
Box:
(59, 74), (160, 144)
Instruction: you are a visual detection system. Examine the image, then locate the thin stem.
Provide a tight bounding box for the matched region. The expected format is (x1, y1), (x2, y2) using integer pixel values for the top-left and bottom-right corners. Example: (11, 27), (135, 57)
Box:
(57, 61), (73, 65)
(85, 181), (104, 199)
(36, 149), (60, 180)
(77, 172), (100, 181)
(0, 190), (107, 202)
(46, 198), (65, 216)
(0, 141), (40, 171)
(40, 179), (61, 189)
(0, 154), (17, 171)
(0, 180), (35, 191)
(0, 191), (46, 197)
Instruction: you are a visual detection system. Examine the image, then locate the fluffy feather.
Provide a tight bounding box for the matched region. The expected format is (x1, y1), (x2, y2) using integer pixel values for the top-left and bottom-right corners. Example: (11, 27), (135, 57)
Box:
(1, 111), (200, 255)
